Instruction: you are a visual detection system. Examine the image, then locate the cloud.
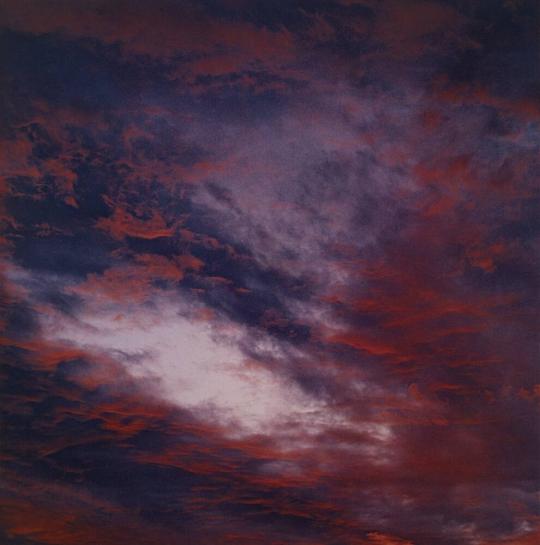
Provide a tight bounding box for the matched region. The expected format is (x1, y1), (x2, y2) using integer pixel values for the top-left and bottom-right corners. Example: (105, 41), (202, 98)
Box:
(1, 1), (539, 545)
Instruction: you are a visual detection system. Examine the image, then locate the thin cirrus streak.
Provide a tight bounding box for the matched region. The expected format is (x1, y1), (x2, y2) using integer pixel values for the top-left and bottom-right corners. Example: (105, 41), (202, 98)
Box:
(0, 1), (538, 545)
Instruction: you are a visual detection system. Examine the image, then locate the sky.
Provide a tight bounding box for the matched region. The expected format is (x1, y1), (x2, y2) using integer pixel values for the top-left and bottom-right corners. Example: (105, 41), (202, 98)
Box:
(0, 1), (539, 544)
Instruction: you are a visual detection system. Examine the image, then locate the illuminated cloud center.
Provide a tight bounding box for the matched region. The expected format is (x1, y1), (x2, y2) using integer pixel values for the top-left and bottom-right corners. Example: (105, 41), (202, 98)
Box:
(43, 301), (326, 433)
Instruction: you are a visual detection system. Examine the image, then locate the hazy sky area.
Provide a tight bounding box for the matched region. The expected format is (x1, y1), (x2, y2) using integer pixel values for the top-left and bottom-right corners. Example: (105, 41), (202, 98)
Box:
(1, 1), (539, 544)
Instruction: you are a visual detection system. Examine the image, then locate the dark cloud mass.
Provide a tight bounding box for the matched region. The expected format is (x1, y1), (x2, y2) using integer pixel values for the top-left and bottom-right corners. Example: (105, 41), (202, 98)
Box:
(1, 1), (539, 544)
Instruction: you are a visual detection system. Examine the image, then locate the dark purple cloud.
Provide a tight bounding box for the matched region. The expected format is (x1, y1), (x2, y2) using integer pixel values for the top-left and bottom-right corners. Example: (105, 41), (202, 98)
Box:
(1, 1), (539, 544)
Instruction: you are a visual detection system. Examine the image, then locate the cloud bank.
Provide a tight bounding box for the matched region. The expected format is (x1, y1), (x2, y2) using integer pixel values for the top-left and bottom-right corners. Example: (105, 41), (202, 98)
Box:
(1, 1), (539, 544)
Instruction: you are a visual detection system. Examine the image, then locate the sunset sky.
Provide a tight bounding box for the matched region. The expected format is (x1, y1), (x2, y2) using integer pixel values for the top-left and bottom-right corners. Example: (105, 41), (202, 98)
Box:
(1, 1), (539, 544)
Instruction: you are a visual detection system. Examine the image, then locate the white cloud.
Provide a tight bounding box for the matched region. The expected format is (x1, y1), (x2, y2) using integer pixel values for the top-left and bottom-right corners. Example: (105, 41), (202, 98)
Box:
(41, 299), (326, 435)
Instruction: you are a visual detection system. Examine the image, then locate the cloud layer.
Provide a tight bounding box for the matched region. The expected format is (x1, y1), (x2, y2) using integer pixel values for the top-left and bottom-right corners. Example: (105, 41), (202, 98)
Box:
(1, 1), (539, 544)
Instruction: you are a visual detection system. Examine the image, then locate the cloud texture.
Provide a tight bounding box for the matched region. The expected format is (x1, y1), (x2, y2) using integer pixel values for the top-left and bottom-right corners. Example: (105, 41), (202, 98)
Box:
(1, 1), (539, 544)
